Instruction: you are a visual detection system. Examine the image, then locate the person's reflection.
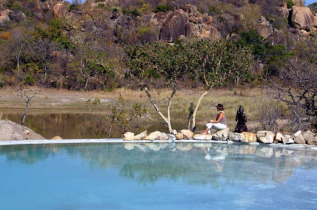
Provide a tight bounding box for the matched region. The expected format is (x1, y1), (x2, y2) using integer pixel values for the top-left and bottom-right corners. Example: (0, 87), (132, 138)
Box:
(200, 145), (227, 173)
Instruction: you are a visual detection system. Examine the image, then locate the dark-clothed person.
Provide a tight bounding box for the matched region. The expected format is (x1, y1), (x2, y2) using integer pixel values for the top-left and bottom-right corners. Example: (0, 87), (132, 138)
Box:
(234, 105), (248, 133)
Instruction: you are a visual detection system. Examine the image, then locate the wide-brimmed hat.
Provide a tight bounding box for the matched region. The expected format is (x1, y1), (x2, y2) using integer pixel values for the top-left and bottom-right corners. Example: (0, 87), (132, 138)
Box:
(215, 104), (225, 110)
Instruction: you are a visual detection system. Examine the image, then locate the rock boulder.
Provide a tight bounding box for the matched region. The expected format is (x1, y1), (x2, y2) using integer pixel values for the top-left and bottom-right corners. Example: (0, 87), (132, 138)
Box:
(53, 3), (68, 19)
(291, 6), (316, 30)
(134, 130), (147, 140)
(193, 134), (212, 140)
(257, 131), (275, 144)
(0, 120), (45, 140)
(180, 129), (193, 139)
(123, 132), (134, 141)
(176, 133), (184, 140)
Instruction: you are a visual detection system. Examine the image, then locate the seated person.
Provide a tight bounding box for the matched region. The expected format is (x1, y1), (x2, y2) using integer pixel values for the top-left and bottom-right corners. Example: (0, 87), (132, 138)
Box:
(200, 104), (227, 135)
(234, 105), (248, 133)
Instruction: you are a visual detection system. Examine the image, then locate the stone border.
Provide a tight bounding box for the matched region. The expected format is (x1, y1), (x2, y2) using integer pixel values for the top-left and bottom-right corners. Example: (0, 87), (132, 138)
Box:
(0, 139), (316, 151)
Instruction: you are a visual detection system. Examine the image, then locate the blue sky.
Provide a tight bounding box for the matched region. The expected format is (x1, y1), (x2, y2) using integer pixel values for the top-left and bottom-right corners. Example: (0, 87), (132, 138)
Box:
(306, 0), (316, 5)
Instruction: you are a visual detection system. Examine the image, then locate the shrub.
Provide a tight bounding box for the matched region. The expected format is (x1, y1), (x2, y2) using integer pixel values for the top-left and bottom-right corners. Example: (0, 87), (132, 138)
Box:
(154, 4), (173, 13)
(123, 8), (141, 17)
(0, 32), (11, 40)
(69, 4), (79, 11)
(286, 0), (294, 9)
(24, 74), (35, 85)
(208, 6), (222, 16)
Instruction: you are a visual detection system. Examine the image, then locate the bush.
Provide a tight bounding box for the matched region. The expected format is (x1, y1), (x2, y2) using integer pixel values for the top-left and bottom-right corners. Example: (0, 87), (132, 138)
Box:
(286, 0), (294, 9)
(154, 4), (172, 13)
(208, 6), (222, 16)
(69, 4), (79, 11)
(123, 8), (141, 17)
(24, 74), (35, 85)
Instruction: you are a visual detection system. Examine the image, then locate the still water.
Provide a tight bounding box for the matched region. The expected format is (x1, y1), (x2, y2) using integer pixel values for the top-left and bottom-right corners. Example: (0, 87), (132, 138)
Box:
(0, 143), (316, 209)
(1, 112), (187, 139)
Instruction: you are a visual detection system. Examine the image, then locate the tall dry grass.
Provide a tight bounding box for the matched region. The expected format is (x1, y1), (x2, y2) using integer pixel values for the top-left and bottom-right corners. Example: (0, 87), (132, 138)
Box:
(103, 87), (282, 130)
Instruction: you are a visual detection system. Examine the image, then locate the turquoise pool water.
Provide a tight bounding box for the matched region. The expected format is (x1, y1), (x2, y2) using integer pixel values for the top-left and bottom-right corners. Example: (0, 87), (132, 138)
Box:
(0, 143), (316, 210)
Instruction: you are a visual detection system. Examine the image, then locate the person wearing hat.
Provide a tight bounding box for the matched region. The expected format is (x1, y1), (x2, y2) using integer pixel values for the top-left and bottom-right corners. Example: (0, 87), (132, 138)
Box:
(200, 104), (227, 135)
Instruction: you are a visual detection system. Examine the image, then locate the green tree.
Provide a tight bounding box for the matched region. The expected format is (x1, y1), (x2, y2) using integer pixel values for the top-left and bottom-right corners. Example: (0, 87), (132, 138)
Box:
(125, 42), (193, 133)
(189, 39), (254, 131)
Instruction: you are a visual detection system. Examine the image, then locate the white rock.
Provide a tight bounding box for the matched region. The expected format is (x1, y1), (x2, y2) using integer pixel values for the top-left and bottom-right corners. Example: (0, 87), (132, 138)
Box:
(180, 129), (194, 139)
(176, 133), (184, 140)
(257, 131), (275, 144)
(134, 130), (147, 140)
(276, 132), (284, 141)
(123, 132), (135, 141)
(145, 131), (161, 140)
(193, 134), (212, 140)
(293, 130), (302, 137)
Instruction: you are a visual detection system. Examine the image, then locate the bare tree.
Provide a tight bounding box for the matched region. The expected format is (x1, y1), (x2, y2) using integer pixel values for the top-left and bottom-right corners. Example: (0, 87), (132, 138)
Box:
(273, 57), (317, 128)
(18, 86), (38, 125)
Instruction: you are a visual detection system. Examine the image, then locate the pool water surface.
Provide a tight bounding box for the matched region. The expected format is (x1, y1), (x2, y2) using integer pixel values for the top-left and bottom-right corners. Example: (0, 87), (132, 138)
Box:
(0, 143), (316, 210)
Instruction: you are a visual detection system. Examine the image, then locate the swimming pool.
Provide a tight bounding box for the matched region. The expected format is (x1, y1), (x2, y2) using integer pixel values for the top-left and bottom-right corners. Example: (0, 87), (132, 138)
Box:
(0, 143), (316, 209)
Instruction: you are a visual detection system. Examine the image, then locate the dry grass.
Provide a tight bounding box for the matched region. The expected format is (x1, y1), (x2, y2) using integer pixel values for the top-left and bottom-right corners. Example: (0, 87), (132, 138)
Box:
(105, 87), (279, 129)
(0, 87), (282, 130)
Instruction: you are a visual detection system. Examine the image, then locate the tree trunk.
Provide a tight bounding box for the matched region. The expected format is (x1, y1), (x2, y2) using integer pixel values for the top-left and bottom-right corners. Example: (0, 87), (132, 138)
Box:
(84, 77), (89, 91)
(144, 87), (175, 133)
(44, 64), (47, 82)
(191, 86), (212, 131)
(21, 102), (29, 125)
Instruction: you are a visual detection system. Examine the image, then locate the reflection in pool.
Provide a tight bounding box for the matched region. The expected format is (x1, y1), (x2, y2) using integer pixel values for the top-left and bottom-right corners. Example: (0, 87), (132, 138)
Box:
(0, 143), (316, 209)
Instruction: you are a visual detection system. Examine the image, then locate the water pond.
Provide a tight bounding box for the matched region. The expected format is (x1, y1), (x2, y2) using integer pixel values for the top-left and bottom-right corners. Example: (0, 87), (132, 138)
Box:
(0, 142), (316, 209)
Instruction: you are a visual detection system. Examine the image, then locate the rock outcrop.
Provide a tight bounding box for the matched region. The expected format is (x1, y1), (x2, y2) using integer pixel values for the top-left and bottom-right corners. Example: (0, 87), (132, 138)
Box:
(0, 120), (45, 140)
(291, 6), (317, 30)
(0, 9), (11, 26)
(255, 16), (273, 38)
(193, 134), (212, 140)
(151, 5), (220, 42)
(53, 3), (68, 19)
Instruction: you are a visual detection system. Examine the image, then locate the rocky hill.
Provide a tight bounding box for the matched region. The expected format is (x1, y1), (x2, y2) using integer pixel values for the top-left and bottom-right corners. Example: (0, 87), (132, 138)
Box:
(0, 0), (316, 90)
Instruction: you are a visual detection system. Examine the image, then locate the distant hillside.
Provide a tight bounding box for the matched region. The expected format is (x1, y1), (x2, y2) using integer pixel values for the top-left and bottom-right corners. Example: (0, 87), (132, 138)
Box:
(0, 0), (316, 90)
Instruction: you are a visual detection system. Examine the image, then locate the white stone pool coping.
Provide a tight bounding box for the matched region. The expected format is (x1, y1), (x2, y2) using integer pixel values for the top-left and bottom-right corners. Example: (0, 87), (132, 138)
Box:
(0, 139), (316, 151)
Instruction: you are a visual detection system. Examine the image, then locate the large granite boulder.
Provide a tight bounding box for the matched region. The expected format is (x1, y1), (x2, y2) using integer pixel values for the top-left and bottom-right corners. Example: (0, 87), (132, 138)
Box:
(241, 132), (257, 143)
(291, 6), (317, 30)
(53, 3), (68, 19)
(293, 130), (306, 144)
(0, 120), (45, 140)
(151, 4), (220, 42)
(257, 131), (275, 144)
(158, 10), (188, 42)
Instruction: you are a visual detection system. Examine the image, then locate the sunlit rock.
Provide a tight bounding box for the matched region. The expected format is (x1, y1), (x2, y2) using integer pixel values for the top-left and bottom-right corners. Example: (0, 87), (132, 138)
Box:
(134, 130), (147, 140)
(145, 131), (168, 140)
(123, 132), (134, 141)
(276, 132), (284, 142)
(257, 131), (275, 144)
(294, 134), (306, 144)
(241, 132), (257, 143)
(51, 136), (62, 140)
(303, 130), (315, 144)
(193, 134), (212, 140)
(176, 133), (184, 140)
(181, 129), (193, 139)
(282, 135), (294, 144)
(215, 128), (230, 140)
